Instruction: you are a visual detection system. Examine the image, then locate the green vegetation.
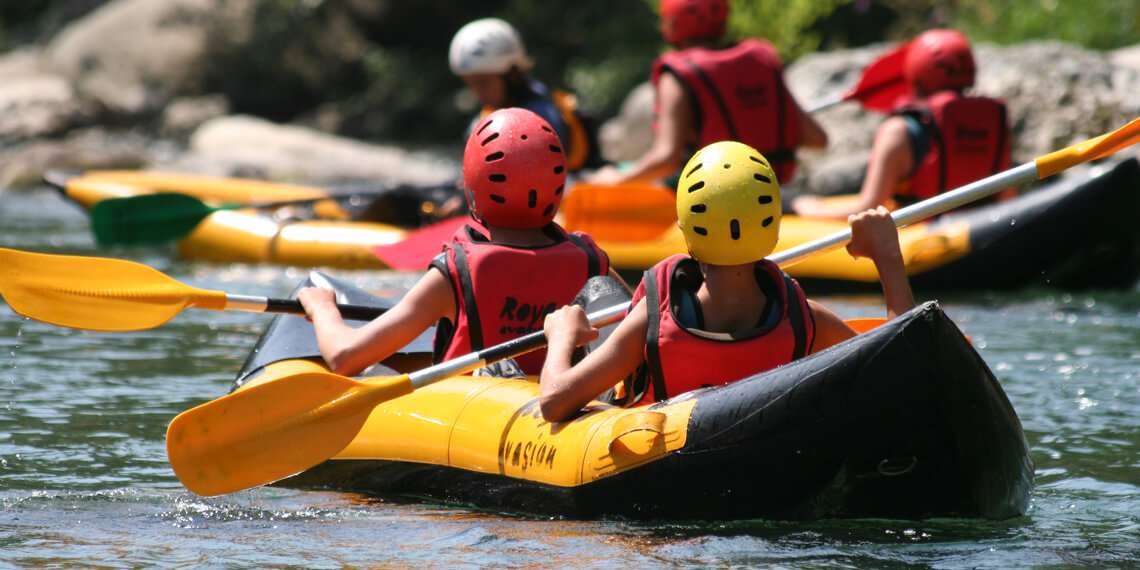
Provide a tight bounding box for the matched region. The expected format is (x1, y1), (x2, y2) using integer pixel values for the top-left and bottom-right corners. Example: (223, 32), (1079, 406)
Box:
(949, 0), (1140, 50)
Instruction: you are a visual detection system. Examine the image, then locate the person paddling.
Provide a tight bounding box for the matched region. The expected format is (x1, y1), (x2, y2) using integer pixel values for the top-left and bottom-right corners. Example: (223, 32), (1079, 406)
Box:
(299, 108), (625, 378)
(792, 29), (1012, 219)
(589, 0), (827, 186)
(409, 18), (596, 220)
(540, 140), (915, 422)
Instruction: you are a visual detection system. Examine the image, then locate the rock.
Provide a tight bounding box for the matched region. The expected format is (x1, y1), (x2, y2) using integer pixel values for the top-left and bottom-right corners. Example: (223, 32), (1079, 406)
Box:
(168, 115), (457, 185)
(43, 0), (221, 116)
(0, 47), (99, 144)
(0, 128), (150, 188)
(159, 94), (231, 141)
(597, 82), (655, 164)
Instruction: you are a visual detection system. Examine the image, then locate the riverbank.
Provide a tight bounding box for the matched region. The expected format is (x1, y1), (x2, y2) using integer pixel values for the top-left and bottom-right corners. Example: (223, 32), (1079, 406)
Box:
(2, 0), (1140, 196)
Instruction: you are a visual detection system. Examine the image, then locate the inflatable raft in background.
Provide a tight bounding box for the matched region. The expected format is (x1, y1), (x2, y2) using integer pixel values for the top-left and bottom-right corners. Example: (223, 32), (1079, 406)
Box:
(48, 158), (1140, 290)
(228, 273), (1033, 520)
(572, 158), (1140, 291)
(46, 169), (416, 269)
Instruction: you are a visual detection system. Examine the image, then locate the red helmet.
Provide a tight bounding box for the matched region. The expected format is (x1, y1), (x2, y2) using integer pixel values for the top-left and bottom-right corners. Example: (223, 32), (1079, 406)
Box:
(905, 29), (976, 94)
(463, 108), (567, 229)
(660, 0), (728, 46)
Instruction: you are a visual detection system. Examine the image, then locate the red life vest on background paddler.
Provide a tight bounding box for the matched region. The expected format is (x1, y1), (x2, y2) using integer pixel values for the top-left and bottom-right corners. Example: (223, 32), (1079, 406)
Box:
(630, 254), (815, 404)
(431, 223), (609, 374)
(651, 38), (804, 182)
(893, 90), (1011, 202)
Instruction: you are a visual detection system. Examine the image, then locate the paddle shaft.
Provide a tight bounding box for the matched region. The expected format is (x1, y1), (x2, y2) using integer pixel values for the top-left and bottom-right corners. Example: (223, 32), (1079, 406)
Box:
(772, 116), (1140, 267)
(227, 294), (384, 322)
(215, 180), (455, 210)
(805, 76), (905, 113)
(407, 303), (629, 388)
(771, 163), (1037, 267)
(804, 42), (910, 114)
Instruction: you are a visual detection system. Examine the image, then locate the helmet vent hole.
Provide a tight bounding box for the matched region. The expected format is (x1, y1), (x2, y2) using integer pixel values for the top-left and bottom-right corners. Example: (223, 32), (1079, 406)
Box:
(690, 204), (706, 213)
(542, 204), (554, 217)
(549, 144), (562, 153)
(686, 181), (705, 193)
(480, 132), (500, 146)
(489, 174), (507, 183)
(685, 162), (704, 177)
(730, 219), (740, 240)
(542, 125), (555, 134)
(693, 226), (708, 236)
(754, 173), (771, 184)
(528, 190), (537, 207)
(758, 195), (772, 204)
(750, 155), (770, 168)
(555, 184), (564, 195)
(554, 165), (564, 174)
(490, 194), (507, 204)
(761, 216), (774, 227)
(485, 151), (504, 162)
(723, 162), (731, 169)
(521, 134), (528, 140)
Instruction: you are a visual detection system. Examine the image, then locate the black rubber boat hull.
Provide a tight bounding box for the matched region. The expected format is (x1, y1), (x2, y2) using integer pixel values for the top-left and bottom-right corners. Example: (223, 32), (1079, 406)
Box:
(237, 278), (1033, 521)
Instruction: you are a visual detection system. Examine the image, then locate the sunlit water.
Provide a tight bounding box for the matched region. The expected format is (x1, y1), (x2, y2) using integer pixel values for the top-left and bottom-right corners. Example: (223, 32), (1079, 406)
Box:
(1, 185), (1138, 568)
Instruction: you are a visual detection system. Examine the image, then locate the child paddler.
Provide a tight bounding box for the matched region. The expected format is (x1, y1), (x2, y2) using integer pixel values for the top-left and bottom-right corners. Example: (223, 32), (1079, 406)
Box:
(298, 108), (626, 377)
(539, 140), (916, 422)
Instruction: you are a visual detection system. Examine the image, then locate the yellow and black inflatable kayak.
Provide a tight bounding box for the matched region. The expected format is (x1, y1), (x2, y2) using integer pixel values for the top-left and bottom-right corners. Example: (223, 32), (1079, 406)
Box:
(228, 273), (1033, 520)
(48, 158), (1140, 289)
(571, 158), (1140, 291)
(46, 169), (416, 269)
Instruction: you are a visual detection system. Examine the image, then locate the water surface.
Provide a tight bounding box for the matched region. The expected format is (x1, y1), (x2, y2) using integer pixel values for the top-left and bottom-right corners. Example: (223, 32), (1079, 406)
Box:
(2, 185), (1138, 567)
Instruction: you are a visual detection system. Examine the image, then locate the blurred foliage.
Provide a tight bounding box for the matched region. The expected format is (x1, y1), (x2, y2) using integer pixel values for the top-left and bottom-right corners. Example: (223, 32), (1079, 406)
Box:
(947, 0), (1140, 50)
(723, 0), (850, 60)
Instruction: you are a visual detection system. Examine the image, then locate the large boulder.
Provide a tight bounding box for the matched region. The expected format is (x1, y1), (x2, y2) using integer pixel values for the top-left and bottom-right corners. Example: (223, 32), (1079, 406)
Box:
(0, 47), (97, 144)
(166, 114), (456, 185)
(42, 0), (221, 116)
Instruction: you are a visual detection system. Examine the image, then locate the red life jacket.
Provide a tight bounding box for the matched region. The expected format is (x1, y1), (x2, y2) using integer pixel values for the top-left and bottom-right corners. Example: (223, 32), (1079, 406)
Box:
(630, 254), (815, 403)
(893, 91), (1010, 201)
(652, 39), (804, 181)
(431, 223), (609, 375)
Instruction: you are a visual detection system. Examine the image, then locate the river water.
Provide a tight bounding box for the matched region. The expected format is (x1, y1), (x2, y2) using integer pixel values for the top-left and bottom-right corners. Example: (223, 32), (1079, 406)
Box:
(1, 184), (1138, 568)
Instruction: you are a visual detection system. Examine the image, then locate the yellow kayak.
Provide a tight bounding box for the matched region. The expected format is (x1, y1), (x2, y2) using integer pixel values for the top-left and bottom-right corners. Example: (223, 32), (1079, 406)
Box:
(48, 158), (1140, 289)
(223, 272), (1033, 520)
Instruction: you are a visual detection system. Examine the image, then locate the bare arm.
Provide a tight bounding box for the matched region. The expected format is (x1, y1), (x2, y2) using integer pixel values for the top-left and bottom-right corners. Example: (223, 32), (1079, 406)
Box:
(540, 301), (649, 422)
(589, 72), (692, 185)
(297, 268), (456, 376)
(846, 206), (916, 319)
(797, 100), (828, 149)
(792, 116), (913, 219)
(807, 299), (857, 353)
(806, 206), (916, 352)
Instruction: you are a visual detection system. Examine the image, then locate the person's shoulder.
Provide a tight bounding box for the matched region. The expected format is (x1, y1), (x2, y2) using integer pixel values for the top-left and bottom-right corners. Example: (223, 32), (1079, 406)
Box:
(735, 38), (783, 62)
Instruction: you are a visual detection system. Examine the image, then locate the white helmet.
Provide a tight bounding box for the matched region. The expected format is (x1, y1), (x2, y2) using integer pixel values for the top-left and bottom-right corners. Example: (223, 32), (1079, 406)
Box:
(449, 18), (533, 76)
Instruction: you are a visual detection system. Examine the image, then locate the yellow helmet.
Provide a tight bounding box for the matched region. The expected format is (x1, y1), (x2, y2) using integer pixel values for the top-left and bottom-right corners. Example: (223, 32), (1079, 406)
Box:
(676, 141), (781, 266)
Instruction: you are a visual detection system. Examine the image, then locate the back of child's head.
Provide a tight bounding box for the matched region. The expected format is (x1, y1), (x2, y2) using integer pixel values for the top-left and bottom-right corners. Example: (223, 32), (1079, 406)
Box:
(449, 18), (533, 76)
(463, 108), (567, 229)
(676, 141), (781, 265)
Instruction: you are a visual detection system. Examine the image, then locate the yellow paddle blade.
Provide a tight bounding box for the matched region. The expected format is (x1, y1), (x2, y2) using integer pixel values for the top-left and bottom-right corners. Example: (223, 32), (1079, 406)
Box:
(1036, 116), (1140, 178)
(0, 248), (227, 331)
(166, 371), (414, 496)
